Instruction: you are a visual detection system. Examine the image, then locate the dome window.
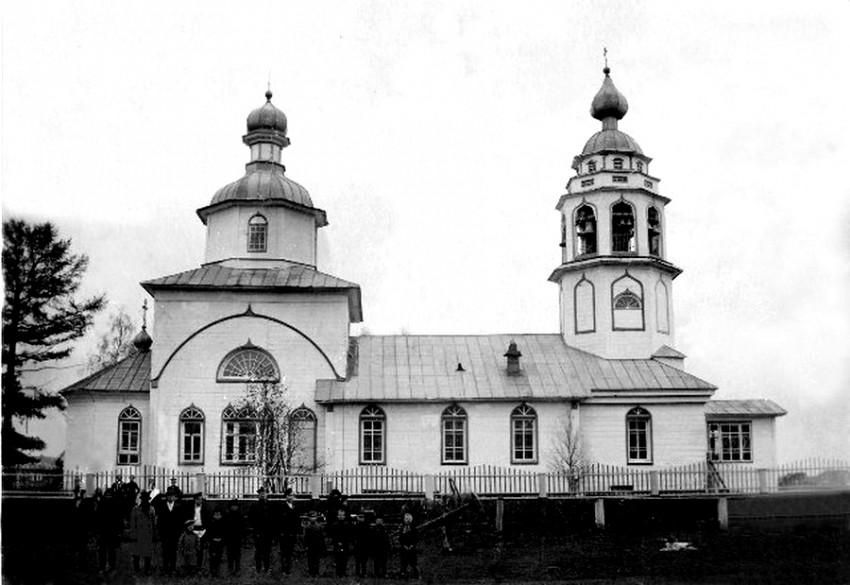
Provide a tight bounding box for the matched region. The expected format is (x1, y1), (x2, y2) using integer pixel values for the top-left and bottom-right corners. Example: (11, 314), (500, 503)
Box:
(575, 205), (597, 257)
(613, 175), (628, 183)
(611, 201), (636, 253)
(587, 160), (597, 173)
(247, 214), (268, 253)
(581, 178), (594, 188)
(636, 160), (644, 173)
(612, 157), (624, 170)
(647, 206), (662, 257)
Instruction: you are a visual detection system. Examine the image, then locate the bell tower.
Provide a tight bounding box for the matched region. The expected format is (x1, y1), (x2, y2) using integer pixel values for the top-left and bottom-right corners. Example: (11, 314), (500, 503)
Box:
(549, 65), (683, 360)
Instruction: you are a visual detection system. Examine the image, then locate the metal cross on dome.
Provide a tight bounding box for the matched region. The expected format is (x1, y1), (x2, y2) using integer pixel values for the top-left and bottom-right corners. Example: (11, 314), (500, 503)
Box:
(141, 299), (148, 329)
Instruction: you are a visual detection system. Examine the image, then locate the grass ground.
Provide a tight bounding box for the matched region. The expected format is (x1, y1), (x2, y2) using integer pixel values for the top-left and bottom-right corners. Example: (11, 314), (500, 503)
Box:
(3, 524), (849, 585)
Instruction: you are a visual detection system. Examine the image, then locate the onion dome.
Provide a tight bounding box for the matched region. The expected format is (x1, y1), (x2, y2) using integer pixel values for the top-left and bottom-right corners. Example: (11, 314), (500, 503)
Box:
(210, 162), (316, 209)
(133, 327), (152, 352)
(247, 90), (288, 134)
(591, 67), (629, 120)
(582, 129), (642, 155)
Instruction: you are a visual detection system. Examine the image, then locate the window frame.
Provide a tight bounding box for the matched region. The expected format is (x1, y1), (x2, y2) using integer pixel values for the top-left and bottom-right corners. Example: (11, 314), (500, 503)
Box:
(626, 406), (653, 465)
(441, 404), (468, 465)
(573, 203), (598, 258)
(573, 275), (596, 334)
(359, 405), (386, 466)
(289, 406), (318, 472)
(647, 206), (662, 257)
(610, 199), (636, 254)
(708, 421), (753, 463)
(216, 344), (280, 383)
(611, 273), (646, 332)
(510, 403), (538, 465)
(220, 404), (259, 466)
(612, 157), (624, 170)
(117, 406), (142, 466)
(179, 406), (205, 466)
(247, 213), (268, 253)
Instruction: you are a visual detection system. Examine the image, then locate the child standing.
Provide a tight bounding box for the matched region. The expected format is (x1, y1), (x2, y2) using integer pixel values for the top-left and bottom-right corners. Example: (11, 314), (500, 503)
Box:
(178, 519), (201, 576)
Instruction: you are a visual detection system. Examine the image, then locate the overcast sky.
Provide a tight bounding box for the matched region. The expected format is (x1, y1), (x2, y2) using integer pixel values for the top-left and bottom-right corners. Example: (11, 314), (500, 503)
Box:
(3, 1), (848, 462)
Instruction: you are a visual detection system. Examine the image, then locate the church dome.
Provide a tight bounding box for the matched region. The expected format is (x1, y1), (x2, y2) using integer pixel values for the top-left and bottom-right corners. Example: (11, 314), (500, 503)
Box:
(582, 129), (643, 155)
(211, 161), (314, 208)
(247, 90), (288, 134)
(133, 327), (152, 352)
(591, 67), (629, 120)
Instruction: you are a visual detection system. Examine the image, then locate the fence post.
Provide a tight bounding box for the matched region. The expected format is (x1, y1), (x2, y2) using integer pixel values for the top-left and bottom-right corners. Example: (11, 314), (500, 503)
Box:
(424, 475), (436, 500)
(195, 472), (206, 495)
(309, 475), (321, 499)
(757, 469), (768, 494)
(594, 498), (605, 529)
(495, 498), (505, 533)
(537, 473), (548, 498)
(650, 471), (660, 496)
(717, 497), (729, 530)
(85, 473), (96, 493)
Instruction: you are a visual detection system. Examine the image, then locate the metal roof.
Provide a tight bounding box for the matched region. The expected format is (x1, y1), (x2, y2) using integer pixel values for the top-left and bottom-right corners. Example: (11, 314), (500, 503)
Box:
(141, 264), (363, 322)
(316, 334), (716, 404)
(61, 351), (151, 394)
(705, 399), (787, 418)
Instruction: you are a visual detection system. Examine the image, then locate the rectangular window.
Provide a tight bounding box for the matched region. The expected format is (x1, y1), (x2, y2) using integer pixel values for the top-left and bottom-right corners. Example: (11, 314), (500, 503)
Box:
(248, 224), (267, 253)
(223, 421), (257, 464)
(118, 421), (141, 465)
(442, 418), (467, 464)
(181, 421), (203, 464)
(581, 178), (595, 187)
(361, 419), (385, 464)
(613, 175), (628, 183)
(708, 422), (752, 462)
(512, 419), (536, 463)
(627, 419), (652, 463)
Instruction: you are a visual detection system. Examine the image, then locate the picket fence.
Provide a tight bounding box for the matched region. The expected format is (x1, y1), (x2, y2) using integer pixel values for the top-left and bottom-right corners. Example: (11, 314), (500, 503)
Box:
(3, 458), (848, 499)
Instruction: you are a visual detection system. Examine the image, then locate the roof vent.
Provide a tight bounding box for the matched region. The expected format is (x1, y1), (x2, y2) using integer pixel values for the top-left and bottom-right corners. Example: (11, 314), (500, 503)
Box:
(504, 341), (522, 376)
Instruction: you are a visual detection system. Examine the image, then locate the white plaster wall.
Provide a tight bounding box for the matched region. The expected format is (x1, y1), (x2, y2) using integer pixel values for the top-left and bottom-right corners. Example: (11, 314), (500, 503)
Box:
(321, 401), (574, 473)
(204, 205), (317, 266)
(752, 418), (778, 467)
(151, 312), (341, 471)
(64, 393), (150, 472)
(150, 290), (350, 379)
(559, 265), (675, 359)
(580, 402), (707, 467)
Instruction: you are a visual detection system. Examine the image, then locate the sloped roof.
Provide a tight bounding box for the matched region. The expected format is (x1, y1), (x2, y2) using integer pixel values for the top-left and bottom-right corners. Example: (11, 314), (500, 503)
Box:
(705, 399), (787, 418)
(315, 334), (716, 404)
(141, 264), (362, 322)
(61, 351), (151, 394)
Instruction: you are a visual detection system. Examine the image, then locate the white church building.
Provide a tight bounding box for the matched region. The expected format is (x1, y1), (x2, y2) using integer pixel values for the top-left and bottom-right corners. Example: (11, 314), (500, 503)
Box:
(62, 68), (786, 476)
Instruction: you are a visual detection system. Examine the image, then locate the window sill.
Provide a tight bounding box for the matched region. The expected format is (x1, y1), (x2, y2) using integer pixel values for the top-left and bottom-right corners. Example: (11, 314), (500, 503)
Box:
(626, 461), (653, 466)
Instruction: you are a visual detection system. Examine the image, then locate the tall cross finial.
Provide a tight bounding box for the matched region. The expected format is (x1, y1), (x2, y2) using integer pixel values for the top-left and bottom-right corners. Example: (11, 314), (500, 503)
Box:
(604, 47), (609, 69)
(141, 299), (148, 330)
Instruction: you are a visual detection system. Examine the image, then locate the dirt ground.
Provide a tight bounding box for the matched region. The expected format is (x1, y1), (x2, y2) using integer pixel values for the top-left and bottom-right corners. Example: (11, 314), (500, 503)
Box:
(2, 525), (848, 585)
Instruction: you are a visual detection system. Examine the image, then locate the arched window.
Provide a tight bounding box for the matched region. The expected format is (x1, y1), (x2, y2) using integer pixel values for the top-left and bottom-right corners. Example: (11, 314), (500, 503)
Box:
(117, 406), (142, 465)
(511, 403), (537, 464)
(360, 405), (386, 465)
(574, 204), (597, 257)
(574, 276), (596, 334)
(247, 214), (268, 253)
(647, 206), (662, 257)
(611, 201), (636, 253)
(217, 343), (280, 383)
(442, 404), (468, 464)
(221, 404), (258, 464)
(626, 407), (652, 464)
(587, 160), (597, 173)
(289, 406), (318, 472)
(612, 274), (645, 331)
(179, 406), (205, 465)
(612, 157), (624, 170)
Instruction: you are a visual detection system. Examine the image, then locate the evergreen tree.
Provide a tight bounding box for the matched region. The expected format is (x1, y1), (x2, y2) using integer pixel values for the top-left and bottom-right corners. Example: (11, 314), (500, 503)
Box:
(2, 219), (105, 466)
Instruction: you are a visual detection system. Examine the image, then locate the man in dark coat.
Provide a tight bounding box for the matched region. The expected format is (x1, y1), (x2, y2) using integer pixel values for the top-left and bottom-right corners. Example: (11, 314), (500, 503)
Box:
(157, 486), (184, 575)
(121, 474), (141, 519)
(249, 487), (274, 574)
(188, 492), (212, 567)
(372, 517), (391, 578)
(223, 499), (245, 575)
(278, 489), (301, 575)
(328, 508), (351, 577)
(303, 511), (325, 577)
(352, 514), (371, 577)
(206, 507), (226, 577)
(94, 487), (123, 572)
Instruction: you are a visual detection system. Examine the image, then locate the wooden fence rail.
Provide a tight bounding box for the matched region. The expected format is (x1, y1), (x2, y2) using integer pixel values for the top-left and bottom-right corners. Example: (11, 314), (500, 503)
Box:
(4, 458), (848, 499)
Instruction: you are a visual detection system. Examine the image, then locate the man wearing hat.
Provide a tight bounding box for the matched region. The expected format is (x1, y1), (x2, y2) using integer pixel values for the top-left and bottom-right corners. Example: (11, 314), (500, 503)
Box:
(249, 486), (274, 574)
(157, 486), (184, 575)
(278, 488), (301, 575)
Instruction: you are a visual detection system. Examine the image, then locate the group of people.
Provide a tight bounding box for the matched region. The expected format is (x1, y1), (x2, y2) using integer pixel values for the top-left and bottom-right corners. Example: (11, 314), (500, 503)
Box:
(71, 480), (421, 578)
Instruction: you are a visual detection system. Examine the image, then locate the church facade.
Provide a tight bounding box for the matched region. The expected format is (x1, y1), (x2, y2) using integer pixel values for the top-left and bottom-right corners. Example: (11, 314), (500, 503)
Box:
(62, 70), (786, 476)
